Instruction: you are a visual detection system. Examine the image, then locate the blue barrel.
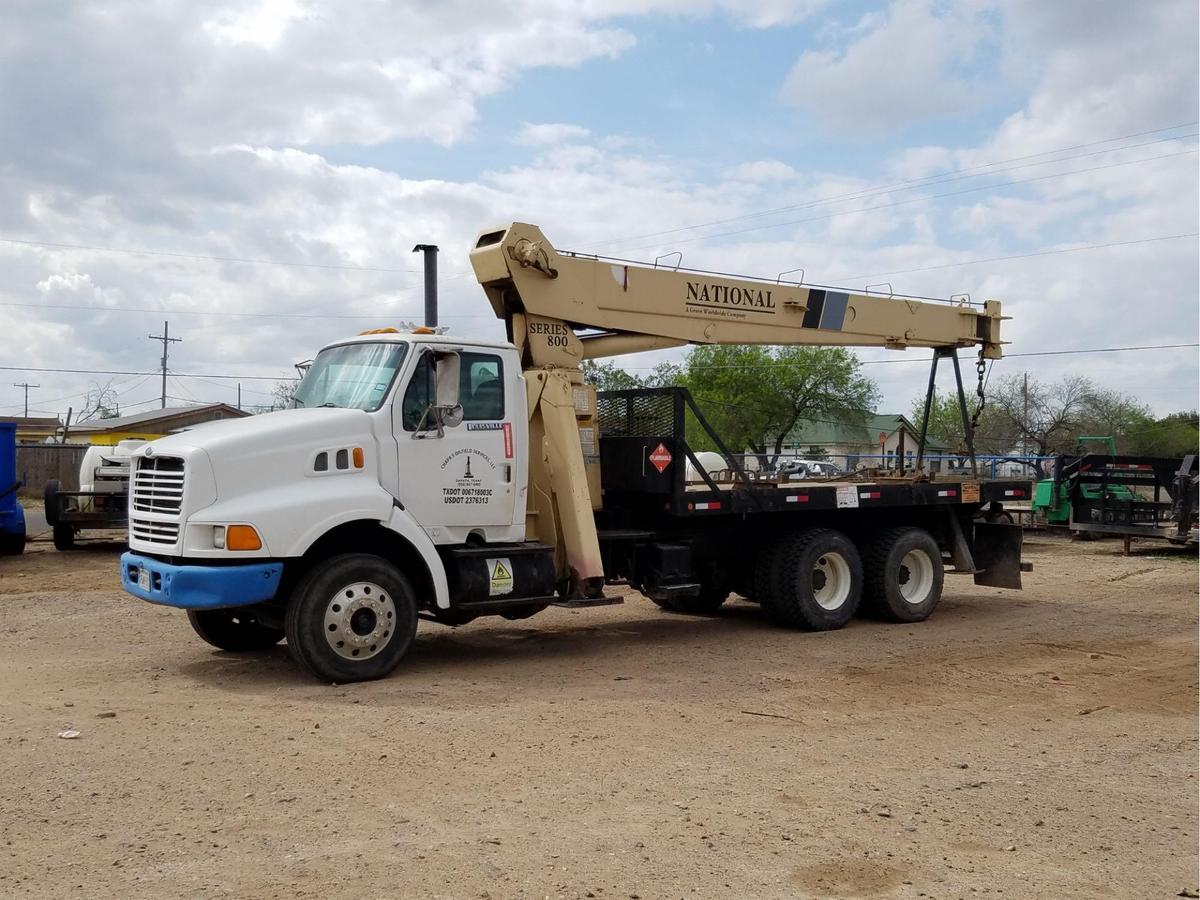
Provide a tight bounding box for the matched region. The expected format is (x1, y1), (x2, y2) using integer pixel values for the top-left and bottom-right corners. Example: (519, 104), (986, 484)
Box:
(0, 422), (25, 554)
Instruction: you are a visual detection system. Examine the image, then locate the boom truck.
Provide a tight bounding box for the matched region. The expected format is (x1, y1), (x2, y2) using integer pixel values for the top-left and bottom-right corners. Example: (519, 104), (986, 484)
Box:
(120, 223), (1029, 683)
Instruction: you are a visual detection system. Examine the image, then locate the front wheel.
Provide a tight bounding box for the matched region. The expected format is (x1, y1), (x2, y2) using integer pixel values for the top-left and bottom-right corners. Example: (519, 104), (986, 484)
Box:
(285, 554), (419, 683)
(187, 608), (284, 651)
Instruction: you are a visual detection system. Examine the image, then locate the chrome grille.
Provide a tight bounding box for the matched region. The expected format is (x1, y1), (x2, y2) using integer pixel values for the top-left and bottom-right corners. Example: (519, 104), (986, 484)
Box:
(130, 456), (184, 546)
(132, 456), (185, 515)
(130, 518), (181, 545)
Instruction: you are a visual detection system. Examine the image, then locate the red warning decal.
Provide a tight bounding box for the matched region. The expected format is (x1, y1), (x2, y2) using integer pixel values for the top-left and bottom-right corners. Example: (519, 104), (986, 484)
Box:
(502, 422), (513, 459)
(649, 442), (672, 474)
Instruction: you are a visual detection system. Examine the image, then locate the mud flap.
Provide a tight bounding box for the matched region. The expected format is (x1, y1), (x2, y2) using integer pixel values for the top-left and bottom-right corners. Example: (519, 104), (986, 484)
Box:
(972, 522), (1024, 589)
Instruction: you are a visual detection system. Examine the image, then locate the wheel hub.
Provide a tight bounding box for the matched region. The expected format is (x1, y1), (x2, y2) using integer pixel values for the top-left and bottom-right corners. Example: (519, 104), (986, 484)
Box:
(323, 582), (396, 661)
(897, 550), (934, 605)
(811, 552), (851, 611)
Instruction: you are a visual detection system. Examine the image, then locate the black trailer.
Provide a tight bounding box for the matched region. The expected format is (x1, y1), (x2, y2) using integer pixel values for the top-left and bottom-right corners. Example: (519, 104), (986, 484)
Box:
(1068, 453), (1199, 552)
(590, 387), (1029, 627)
(44, 481), (130, 551)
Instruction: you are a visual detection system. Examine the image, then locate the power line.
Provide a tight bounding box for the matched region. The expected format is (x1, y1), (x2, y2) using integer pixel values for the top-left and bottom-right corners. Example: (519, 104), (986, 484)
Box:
(618, 343), (1200, 370)
(827, 233), (1200, 283)
(0, 298), (489, 321)
(0, 236), (431, 274)
(0, 364), (294, 381)
(602, 148), (1199, 252)
(583, 123), (1200, 249)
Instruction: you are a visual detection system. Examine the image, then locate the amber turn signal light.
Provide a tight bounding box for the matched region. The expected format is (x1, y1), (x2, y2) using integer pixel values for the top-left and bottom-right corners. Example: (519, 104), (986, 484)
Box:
(352, 447), (364, 468)
(226, 525), (262, 551)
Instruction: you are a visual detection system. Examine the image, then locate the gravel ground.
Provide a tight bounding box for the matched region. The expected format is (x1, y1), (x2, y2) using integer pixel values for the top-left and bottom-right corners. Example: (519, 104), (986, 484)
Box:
(0, 534), (1196, 899)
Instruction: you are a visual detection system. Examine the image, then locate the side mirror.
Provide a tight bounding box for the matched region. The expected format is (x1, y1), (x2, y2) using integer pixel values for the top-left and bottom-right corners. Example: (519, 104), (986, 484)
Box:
(413, 350), (462, 438)
(434, 352), (460, 409)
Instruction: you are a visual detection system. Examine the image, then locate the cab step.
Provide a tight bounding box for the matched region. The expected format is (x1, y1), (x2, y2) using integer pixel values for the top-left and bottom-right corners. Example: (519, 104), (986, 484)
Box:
(551, 596), (625, 609)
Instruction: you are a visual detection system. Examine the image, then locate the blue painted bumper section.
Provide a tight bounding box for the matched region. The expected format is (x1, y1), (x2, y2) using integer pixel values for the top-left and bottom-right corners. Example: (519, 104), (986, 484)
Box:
(121, 552), (283, 610)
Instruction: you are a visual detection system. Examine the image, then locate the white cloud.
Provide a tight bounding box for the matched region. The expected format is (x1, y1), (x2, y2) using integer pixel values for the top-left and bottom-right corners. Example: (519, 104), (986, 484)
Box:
(724, 160), (798, 182)
(515, 123), (592, 147)
(0, 0), (1195, 421)
(780, 0), (989, 133)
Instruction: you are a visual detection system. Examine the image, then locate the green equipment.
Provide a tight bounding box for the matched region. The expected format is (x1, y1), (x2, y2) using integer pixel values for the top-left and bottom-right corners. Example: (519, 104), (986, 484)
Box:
(1031, 437), (1136, 527)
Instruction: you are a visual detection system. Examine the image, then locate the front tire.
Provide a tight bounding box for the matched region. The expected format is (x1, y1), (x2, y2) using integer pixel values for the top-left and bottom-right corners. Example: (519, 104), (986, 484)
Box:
(861, 527), (944, 623)
(285, 554), (418, 683)
(762, 528), (862, 630)
(187, 608), (284, 651)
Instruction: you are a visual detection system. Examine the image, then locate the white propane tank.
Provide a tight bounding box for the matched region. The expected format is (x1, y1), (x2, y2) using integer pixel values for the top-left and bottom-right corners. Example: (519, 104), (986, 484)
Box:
(78, 439), (147, 498)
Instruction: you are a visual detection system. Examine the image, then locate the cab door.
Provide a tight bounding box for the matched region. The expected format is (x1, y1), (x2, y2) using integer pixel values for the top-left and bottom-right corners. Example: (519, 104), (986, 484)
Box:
(393, 348), (517, 540)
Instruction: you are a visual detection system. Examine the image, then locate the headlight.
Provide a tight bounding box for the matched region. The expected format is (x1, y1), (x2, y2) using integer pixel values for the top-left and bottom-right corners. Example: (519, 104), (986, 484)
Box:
(212, 526), (226, 549)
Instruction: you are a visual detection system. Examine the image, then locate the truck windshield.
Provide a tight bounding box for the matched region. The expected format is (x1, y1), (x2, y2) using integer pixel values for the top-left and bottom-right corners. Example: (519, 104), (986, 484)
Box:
(291, 342), (408, 412)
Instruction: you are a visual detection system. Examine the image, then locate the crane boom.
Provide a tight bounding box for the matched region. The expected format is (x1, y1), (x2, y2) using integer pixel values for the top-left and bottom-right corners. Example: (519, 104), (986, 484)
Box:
(470, 222), (1004, 370)
(468, 222), (1007, 599)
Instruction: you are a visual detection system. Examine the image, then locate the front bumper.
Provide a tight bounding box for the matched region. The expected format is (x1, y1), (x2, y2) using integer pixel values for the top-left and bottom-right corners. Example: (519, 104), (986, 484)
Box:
(121, 552), (283, 610)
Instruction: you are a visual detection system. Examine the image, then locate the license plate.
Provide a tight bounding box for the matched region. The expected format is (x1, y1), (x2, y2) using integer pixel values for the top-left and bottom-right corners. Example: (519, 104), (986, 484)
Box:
(137, 567), (151, 591)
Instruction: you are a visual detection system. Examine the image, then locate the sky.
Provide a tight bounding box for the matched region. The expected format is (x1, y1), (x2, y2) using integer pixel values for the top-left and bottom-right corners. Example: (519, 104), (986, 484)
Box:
(1, 0), (1197, 421)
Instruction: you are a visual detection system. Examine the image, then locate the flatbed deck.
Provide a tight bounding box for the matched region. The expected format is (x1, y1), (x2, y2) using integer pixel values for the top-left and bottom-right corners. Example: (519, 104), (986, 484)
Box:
(597, 386), (1029, 520)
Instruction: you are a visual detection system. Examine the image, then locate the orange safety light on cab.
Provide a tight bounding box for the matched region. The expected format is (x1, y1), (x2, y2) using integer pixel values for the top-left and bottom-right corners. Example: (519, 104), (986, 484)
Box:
(226, 525), (263, 551)
(357, 327), (400, 335)
(411, 326), (436, 334)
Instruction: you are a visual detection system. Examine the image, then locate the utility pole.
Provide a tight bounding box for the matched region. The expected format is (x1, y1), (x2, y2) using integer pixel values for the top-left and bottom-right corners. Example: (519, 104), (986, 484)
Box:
(148, 321), (182, 409)
(1022, 371), (1029, 459)
(13, 382), (38, 417)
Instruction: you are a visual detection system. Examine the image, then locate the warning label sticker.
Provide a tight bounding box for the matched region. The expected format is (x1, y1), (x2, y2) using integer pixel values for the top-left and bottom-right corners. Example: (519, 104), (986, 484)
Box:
(961, 481), (981, 503)
(649, 442), (672, 474)
(835, 485), (859, 509)
(487, 558), (514, 596)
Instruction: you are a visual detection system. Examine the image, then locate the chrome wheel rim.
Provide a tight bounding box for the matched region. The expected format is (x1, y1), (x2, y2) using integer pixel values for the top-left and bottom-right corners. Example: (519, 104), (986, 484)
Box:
(811, 552), (852, 610)
(323, 581), (396, 660)
(897, 549), (935, 605)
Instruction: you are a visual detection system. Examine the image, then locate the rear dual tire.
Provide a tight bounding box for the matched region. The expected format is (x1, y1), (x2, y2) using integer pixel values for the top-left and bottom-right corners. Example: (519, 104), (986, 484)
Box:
(861, 527), (943, 623)
(761, 528), (863, 630)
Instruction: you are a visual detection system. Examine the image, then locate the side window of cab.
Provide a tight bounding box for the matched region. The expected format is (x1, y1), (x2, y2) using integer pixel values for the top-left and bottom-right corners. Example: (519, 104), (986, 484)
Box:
(402, 351), (504, 431)
(460, 354), (503, 421)
(401, 354), (433, 431)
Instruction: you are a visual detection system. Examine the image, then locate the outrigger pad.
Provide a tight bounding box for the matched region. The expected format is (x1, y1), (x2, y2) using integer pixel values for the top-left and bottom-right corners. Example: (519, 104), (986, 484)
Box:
(972, 522), (1024, 590)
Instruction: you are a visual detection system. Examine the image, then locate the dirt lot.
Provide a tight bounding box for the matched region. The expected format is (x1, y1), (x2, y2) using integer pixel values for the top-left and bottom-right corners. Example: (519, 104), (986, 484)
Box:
(0, 535), (1196, 900)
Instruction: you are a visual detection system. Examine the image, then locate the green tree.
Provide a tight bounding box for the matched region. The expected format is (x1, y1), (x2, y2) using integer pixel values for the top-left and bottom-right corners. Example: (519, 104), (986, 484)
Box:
(677, 345), (878, 469)
(909, 390), (1013, 464)
(1122, 411), (1200, 457)
(579, 360), (679, 391)
(913, 374), (1158, 478)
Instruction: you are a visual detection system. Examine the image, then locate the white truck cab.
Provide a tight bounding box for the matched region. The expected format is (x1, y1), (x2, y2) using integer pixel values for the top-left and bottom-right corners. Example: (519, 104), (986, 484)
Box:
(121, 330), (545, 681)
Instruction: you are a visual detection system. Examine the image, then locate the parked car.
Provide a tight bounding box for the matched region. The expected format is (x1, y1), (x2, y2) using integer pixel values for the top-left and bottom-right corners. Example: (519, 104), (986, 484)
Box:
(778, 459), (844, 480)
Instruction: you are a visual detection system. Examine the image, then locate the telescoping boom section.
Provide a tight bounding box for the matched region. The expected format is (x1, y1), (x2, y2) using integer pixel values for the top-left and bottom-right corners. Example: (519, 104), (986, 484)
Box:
(469, 222), (1004, 369)
(469, 222), (1009, 600)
